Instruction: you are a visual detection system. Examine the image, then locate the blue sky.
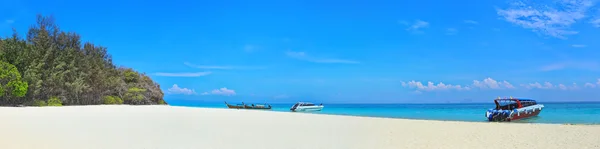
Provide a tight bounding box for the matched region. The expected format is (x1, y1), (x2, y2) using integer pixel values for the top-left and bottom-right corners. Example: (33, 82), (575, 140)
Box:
(2, 0), (600, 103)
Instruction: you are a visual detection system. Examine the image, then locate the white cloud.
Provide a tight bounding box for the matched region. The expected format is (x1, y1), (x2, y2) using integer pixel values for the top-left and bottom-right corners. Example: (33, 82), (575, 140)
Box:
(584, 82), (596, 88)
(496, 0), (594, 39)
(446, 28), (458, 35)
(400, 78), (600, 93)
(154, 72), (212, 77)
(521, 82), (555, 89)
(184, 62), (232, 70)
(244, 44), (257, 52)
(572, 44), (587, 48)
(201, 87), (236, 96)
(167, 84), (196, 95)
(464, 20), (478, 24)
(521, 82), (578, 90)
(471, 78), (515, 89)
(401, 80), (470, 92)
(591, 18), (600, 27)
(400, 20), (429, 33)
(184, 62), (265, 70)
(408, 20), (429, 30)
(540, 61), (599, 71)
(401, 78), (518, 92)
(286, 51), (360, 64)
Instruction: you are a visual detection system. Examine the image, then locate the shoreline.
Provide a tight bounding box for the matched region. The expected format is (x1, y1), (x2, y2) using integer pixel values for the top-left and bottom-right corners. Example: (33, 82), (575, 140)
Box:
(7, 104), (600, 125)
(1, 105), (599, 149)
(170, 105), (600, 125)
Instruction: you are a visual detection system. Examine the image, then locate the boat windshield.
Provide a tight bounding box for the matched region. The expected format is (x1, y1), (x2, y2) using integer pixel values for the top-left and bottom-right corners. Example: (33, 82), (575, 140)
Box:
(304, 103), (315, 106)
(496, 100), (519, 110)
(520, 100), (537, 107)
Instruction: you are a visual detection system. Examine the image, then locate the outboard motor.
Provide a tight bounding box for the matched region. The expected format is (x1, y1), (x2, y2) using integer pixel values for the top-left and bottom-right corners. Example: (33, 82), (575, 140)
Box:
(486, 109), (511, 122)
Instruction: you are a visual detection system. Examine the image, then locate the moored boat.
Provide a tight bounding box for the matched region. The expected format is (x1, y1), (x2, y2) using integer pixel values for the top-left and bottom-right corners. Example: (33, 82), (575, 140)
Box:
(225, 102), (245, 109)
(225, 102), (272, 110)
(485, 97), (544, 122)
(290, 102), (324, 112)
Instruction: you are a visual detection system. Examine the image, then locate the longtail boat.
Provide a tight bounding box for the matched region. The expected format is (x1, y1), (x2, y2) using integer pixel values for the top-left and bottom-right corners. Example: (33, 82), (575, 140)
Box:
(485, 96), (544, 122)
(225, 102), (272, 110)
(224, 102), (245, 109)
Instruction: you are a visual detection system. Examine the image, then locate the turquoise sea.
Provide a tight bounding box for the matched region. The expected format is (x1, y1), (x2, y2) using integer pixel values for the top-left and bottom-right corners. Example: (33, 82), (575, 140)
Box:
(168, 101), (600, 124)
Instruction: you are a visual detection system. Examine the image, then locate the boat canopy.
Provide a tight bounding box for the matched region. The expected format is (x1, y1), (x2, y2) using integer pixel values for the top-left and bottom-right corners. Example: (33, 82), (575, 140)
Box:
(294, 102), (321, 106)
(493, 97), (538, 110)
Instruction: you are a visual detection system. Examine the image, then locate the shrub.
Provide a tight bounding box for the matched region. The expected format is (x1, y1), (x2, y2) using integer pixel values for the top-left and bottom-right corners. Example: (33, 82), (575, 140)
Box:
(33, 100), (47, 106)
(47, 96), (63, 106)
(103, 96), (123, 104)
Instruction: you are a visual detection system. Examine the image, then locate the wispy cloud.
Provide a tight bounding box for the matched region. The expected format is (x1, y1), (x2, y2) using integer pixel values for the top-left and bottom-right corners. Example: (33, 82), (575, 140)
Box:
(540, 61), (600, 71)
(464, 20), (478, 24)
(520, 82), (579, 90)
(471, 78), (515, 89)
(286, 51), (360, 64)
(244, 44), (257, 52)
(590, 18), (600, 27)
(201, 87), (236, 96)
(402, 77), (600, 93)
(184, 62), (265, 70)
(496, 0), (593, 39)
(184, 62), (232, 70)
(167, 84), (196, 95)
(586, 79), (600, 88)
(446, 28), (458, 35)
(154, 72), (212, 77)
(402, 78), (515, 92)
(584, 82), (596, 88)
(5, 20), (14, 24)
(572, 44), (587, 48)
(399, 20), (429, 33)
(401, 81), (470, 92)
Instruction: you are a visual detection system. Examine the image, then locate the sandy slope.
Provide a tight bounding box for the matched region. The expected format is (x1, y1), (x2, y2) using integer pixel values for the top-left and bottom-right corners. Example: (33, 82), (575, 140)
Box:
(0, 105), (598, 149)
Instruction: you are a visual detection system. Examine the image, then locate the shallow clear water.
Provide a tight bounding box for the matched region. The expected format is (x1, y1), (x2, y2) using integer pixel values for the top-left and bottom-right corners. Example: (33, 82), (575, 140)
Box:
(168, 101), (600, 124)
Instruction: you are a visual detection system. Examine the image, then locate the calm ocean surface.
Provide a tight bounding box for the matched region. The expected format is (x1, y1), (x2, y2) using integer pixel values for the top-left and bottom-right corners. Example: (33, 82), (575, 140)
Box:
(168, 101), (600, 124)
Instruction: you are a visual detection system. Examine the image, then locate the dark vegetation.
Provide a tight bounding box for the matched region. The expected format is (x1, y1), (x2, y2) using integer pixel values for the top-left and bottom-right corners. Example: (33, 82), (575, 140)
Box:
(0, 15), (167, 106)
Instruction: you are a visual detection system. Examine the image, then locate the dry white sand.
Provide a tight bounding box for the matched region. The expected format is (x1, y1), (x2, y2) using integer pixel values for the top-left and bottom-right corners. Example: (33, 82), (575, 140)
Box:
(0, 105), (599, 149)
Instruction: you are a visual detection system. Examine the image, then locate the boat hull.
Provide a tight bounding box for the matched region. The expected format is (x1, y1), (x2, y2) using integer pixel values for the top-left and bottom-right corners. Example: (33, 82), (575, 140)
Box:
(291, 106), (324, 112)
(225, 102), (272, 110)
(485, 104), (544, 122)
(226, 105), (244, 109)
(244, 105), (272, 110)
(510, 108), (541, 121)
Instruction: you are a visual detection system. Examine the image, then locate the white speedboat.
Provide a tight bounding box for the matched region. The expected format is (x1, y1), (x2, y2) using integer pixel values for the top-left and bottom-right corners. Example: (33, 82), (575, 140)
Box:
(290, 102), (324, 112)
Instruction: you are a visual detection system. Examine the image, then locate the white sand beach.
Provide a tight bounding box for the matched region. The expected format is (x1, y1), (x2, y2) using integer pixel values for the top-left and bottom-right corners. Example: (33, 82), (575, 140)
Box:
(0, 105), (599, 149)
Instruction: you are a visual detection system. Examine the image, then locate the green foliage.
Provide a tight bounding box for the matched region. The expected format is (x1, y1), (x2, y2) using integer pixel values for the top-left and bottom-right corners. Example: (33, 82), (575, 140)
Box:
(103, 96), (123, 104)
(124, 87), (146, 101)
(124, 69), (139, 83)
(0, 14), (168, 106)
(47, 96), (63, 106)
(0, 61), (28, 99)
(33, 100), (47, 106)
(8, 80), (28, 97)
